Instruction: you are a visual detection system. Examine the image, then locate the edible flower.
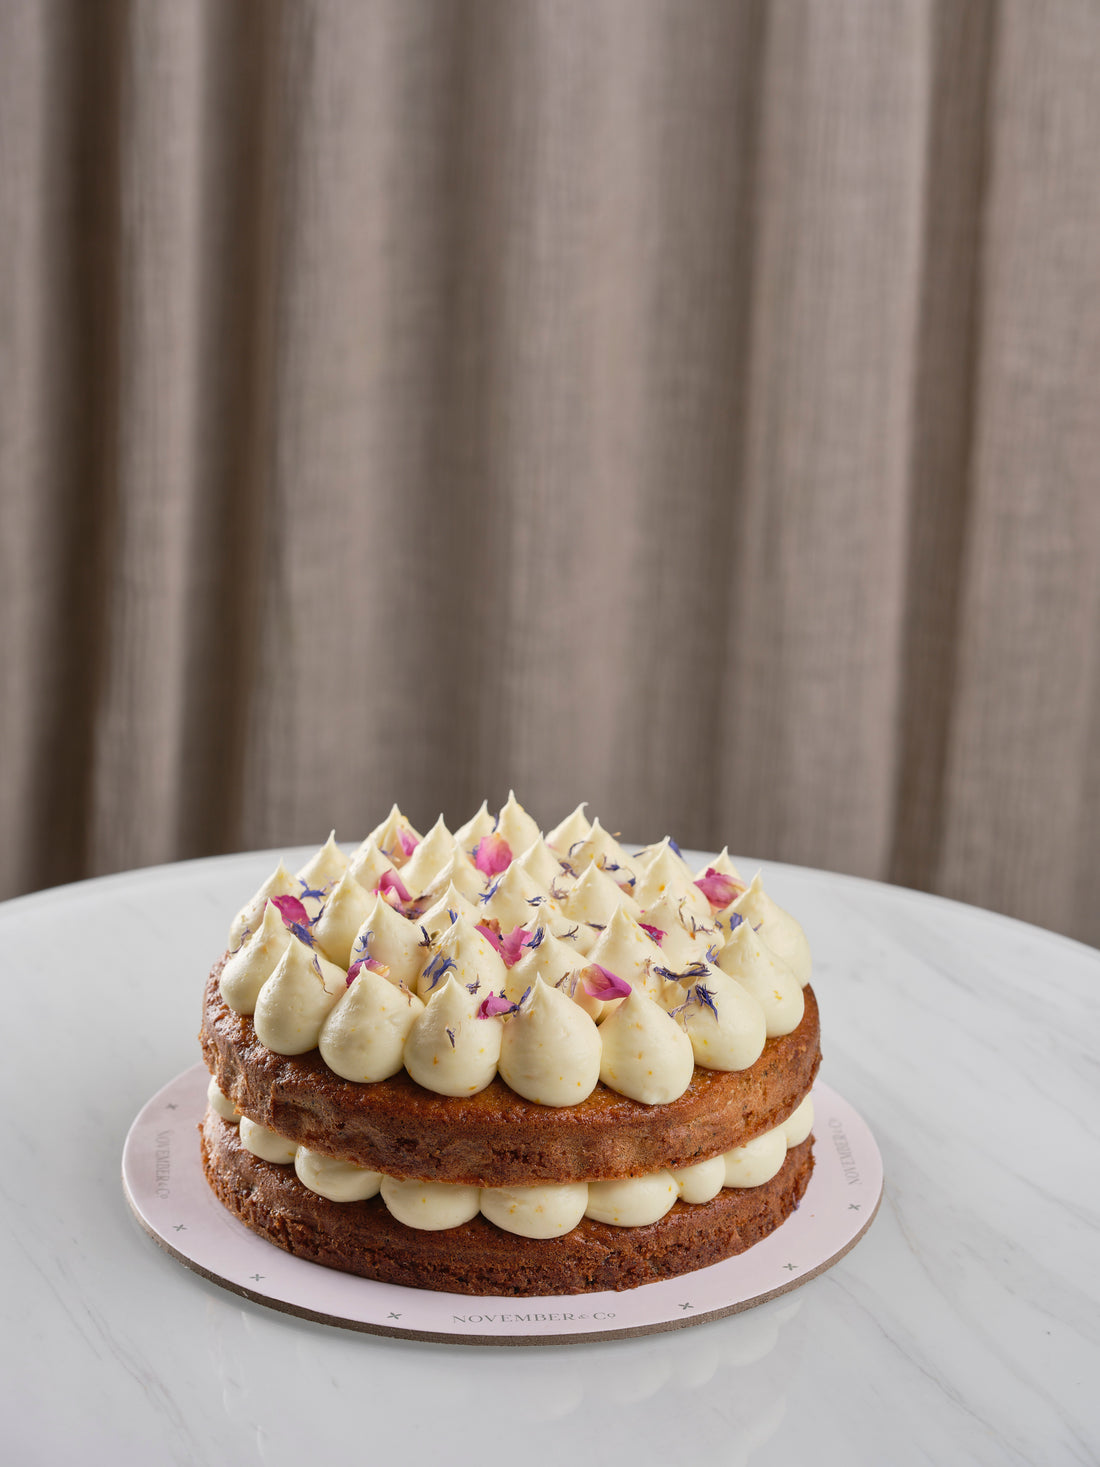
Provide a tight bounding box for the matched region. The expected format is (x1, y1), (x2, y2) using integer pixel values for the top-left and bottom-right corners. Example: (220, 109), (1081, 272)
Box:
(639, 922), (666, 945)
(477, 993), (516, 1019)
(397, 828), (419, 858)
(581, 964), (632, 1001)
(694, 868), (745, 909)
(654, 961), (709, 982)
(269, 893), (310, 928)
(376, 869), (413, 907)
(269, 893), (315, 946)
(476, 922), (504, 955)
(346, 956), (390, 986)
(474, 833), (513, 877)
(475, 922), (534, 968)
(423, 952), (457, 991)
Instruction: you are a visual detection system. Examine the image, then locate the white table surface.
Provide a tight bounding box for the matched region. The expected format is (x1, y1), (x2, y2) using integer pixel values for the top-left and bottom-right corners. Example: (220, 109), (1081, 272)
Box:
(2, 846), (1097, 1466)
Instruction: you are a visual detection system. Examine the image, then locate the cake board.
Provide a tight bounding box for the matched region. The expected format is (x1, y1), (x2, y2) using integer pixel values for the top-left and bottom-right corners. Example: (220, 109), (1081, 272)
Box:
(122, 1064), (882, 1346)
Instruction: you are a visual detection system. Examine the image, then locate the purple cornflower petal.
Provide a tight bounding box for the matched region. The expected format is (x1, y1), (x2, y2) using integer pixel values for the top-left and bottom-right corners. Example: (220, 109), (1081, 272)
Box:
(581, 964), (632, 1001)
(445, 1026), (456, 1048)
(693, 983), (719, 1019)
(474, 833), (513, 877)
(423, 953), (457, 991)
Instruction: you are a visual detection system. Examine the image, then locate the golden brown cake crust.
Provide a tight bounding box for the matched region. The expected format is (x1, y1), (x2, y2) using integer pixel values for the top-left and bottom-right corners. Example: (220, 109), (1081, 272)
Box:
(200, 959), (821, 1185)
(200, 1110), (815, 1296)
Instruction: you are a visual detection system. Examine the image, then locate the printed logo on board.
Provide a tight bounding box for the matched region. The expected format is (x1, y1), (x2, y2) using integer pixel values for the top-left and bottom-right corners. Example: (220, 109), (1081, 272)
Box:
(828, 1116), (861, 1186)
(154, 1130), (172, 1198)
(451, 1311), (616, 1325)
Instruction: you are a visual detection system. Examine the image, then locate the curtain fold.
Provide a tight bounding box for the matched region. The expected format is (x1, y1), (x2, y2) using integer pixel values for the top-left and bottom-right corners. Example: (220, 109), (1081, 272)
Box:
(1, 0), (1097, 944)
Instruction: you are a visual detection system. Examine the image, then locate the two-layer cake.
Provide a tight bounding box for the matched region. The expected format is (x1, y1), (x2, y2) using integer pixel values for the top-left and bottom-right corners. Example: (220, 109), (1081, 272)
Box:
(199, 795), (820, 1295)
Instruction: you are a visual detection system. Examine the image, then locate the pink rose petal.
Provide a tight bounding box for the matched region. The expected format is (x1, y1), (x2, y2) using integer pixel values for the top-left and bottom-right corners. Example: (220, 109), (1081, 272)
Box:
(639, 922), (666, 945)
(377, 869), (413, 904)
(694, 869), (744, 909)
(477, 992), (514, 1019)
(500, 925), (535, 968)
(346, 956), (390, 986)
(397, 828), (419, 858)
(474, 833), (513, 877)
(581, 964), (632, 1001)
(270, 893), (311, 928)
(476, 923), (505, 956)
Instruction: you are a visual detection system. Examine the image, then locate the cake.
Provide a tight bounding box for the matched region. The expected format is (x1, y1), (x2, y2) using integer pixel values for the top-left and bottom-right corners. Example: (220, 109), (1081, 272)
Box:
(199, 794), (820, 1295)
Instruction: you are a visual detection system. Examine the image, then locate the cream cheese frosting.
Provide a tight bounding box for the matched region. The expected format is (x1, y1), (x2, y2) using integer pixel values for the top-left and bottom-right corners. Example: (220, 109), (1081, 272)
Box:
(667, 965), (768, 1072)
(497, 978), (602, 1106)
(515, 835), (564, 892)
(639, 892), (717, 970)
(717, 918), (805, 1038)
(227, 860), (297, 952)
(319, 966), (425, 1082)
(419, 848), (485, 906)
(296, 831), (348, 892)
(403, 974), (503, 1096)
(418, 882), (483, 937)
(217, 803), (815, 1114)
(239, 1116), (298, 1165)
(479, 1181), (589, 1239)
(495, 789), (542, 858)
(350, 893), (423, 990)
(294, 1147), (382, 1203)
(397, 815), (457, 896)
(729, 872), (812, 986)
(597, 989), (696, 1104)
(379, 1175), (481, 1231)
(545, 802), (591, 855)
(566, 817), (633, 880)
(416, 915), (507, 1003)
(367, 805), (421, 866)
(480, 861), (557, 932)
(585, 905), (665, 1002)
(507, 926), (593, 1012)
(585, 1172), (678, 1227)
(563, 859), (641, 929)
(722, 1124), (789, 1188)
(218, 1095), (813, 1235)
(206, 1076), (239, 1122)
(453, 799), (495, 855)
(634, 843), (712, 923)
(312, 867), (375, 968)
(253, 941), (345, 1055)
(347, 836), (397, 894)
(220, 901), (296, 1013)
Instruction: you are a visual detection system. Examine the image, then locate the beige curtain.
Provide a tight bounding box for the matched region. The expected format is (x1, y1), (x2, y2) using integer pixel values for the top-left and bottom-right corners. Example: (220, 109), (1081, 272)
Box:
(2, 0), (1097, 944)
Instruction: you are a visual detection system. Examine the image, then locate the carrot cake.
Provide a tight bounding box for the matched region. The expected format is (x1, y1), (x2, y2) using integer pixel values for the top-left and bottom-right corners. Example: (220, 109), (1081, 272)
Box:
(199, 794), (820, 1295)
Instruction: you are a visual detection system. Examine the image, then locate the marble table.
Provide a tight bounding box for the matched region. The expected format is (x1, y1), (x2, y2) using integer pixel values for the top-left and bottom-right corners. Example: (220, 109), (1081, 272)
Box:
(2, 848), (1097, 1466)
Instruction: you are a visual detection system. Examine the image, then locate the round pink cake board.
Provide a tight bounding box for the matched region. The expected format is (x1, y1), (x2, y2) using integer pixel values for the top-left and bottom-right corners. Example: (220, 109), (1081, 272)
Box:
(122, 1064), (882, 1346)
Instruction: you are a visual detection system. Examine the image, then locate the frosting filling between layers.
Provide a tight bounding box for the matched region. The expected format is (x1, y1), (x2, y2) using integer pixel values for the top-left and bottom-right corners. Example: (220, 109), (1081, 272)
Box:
(208, 1087), (814, 1237)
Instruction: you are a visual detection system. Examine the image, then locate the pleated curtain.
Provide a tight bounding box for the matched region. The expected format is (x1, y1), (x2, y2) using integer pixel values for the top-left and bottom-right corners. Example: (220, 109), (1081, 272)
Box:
(1, 0), (1098, 944)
